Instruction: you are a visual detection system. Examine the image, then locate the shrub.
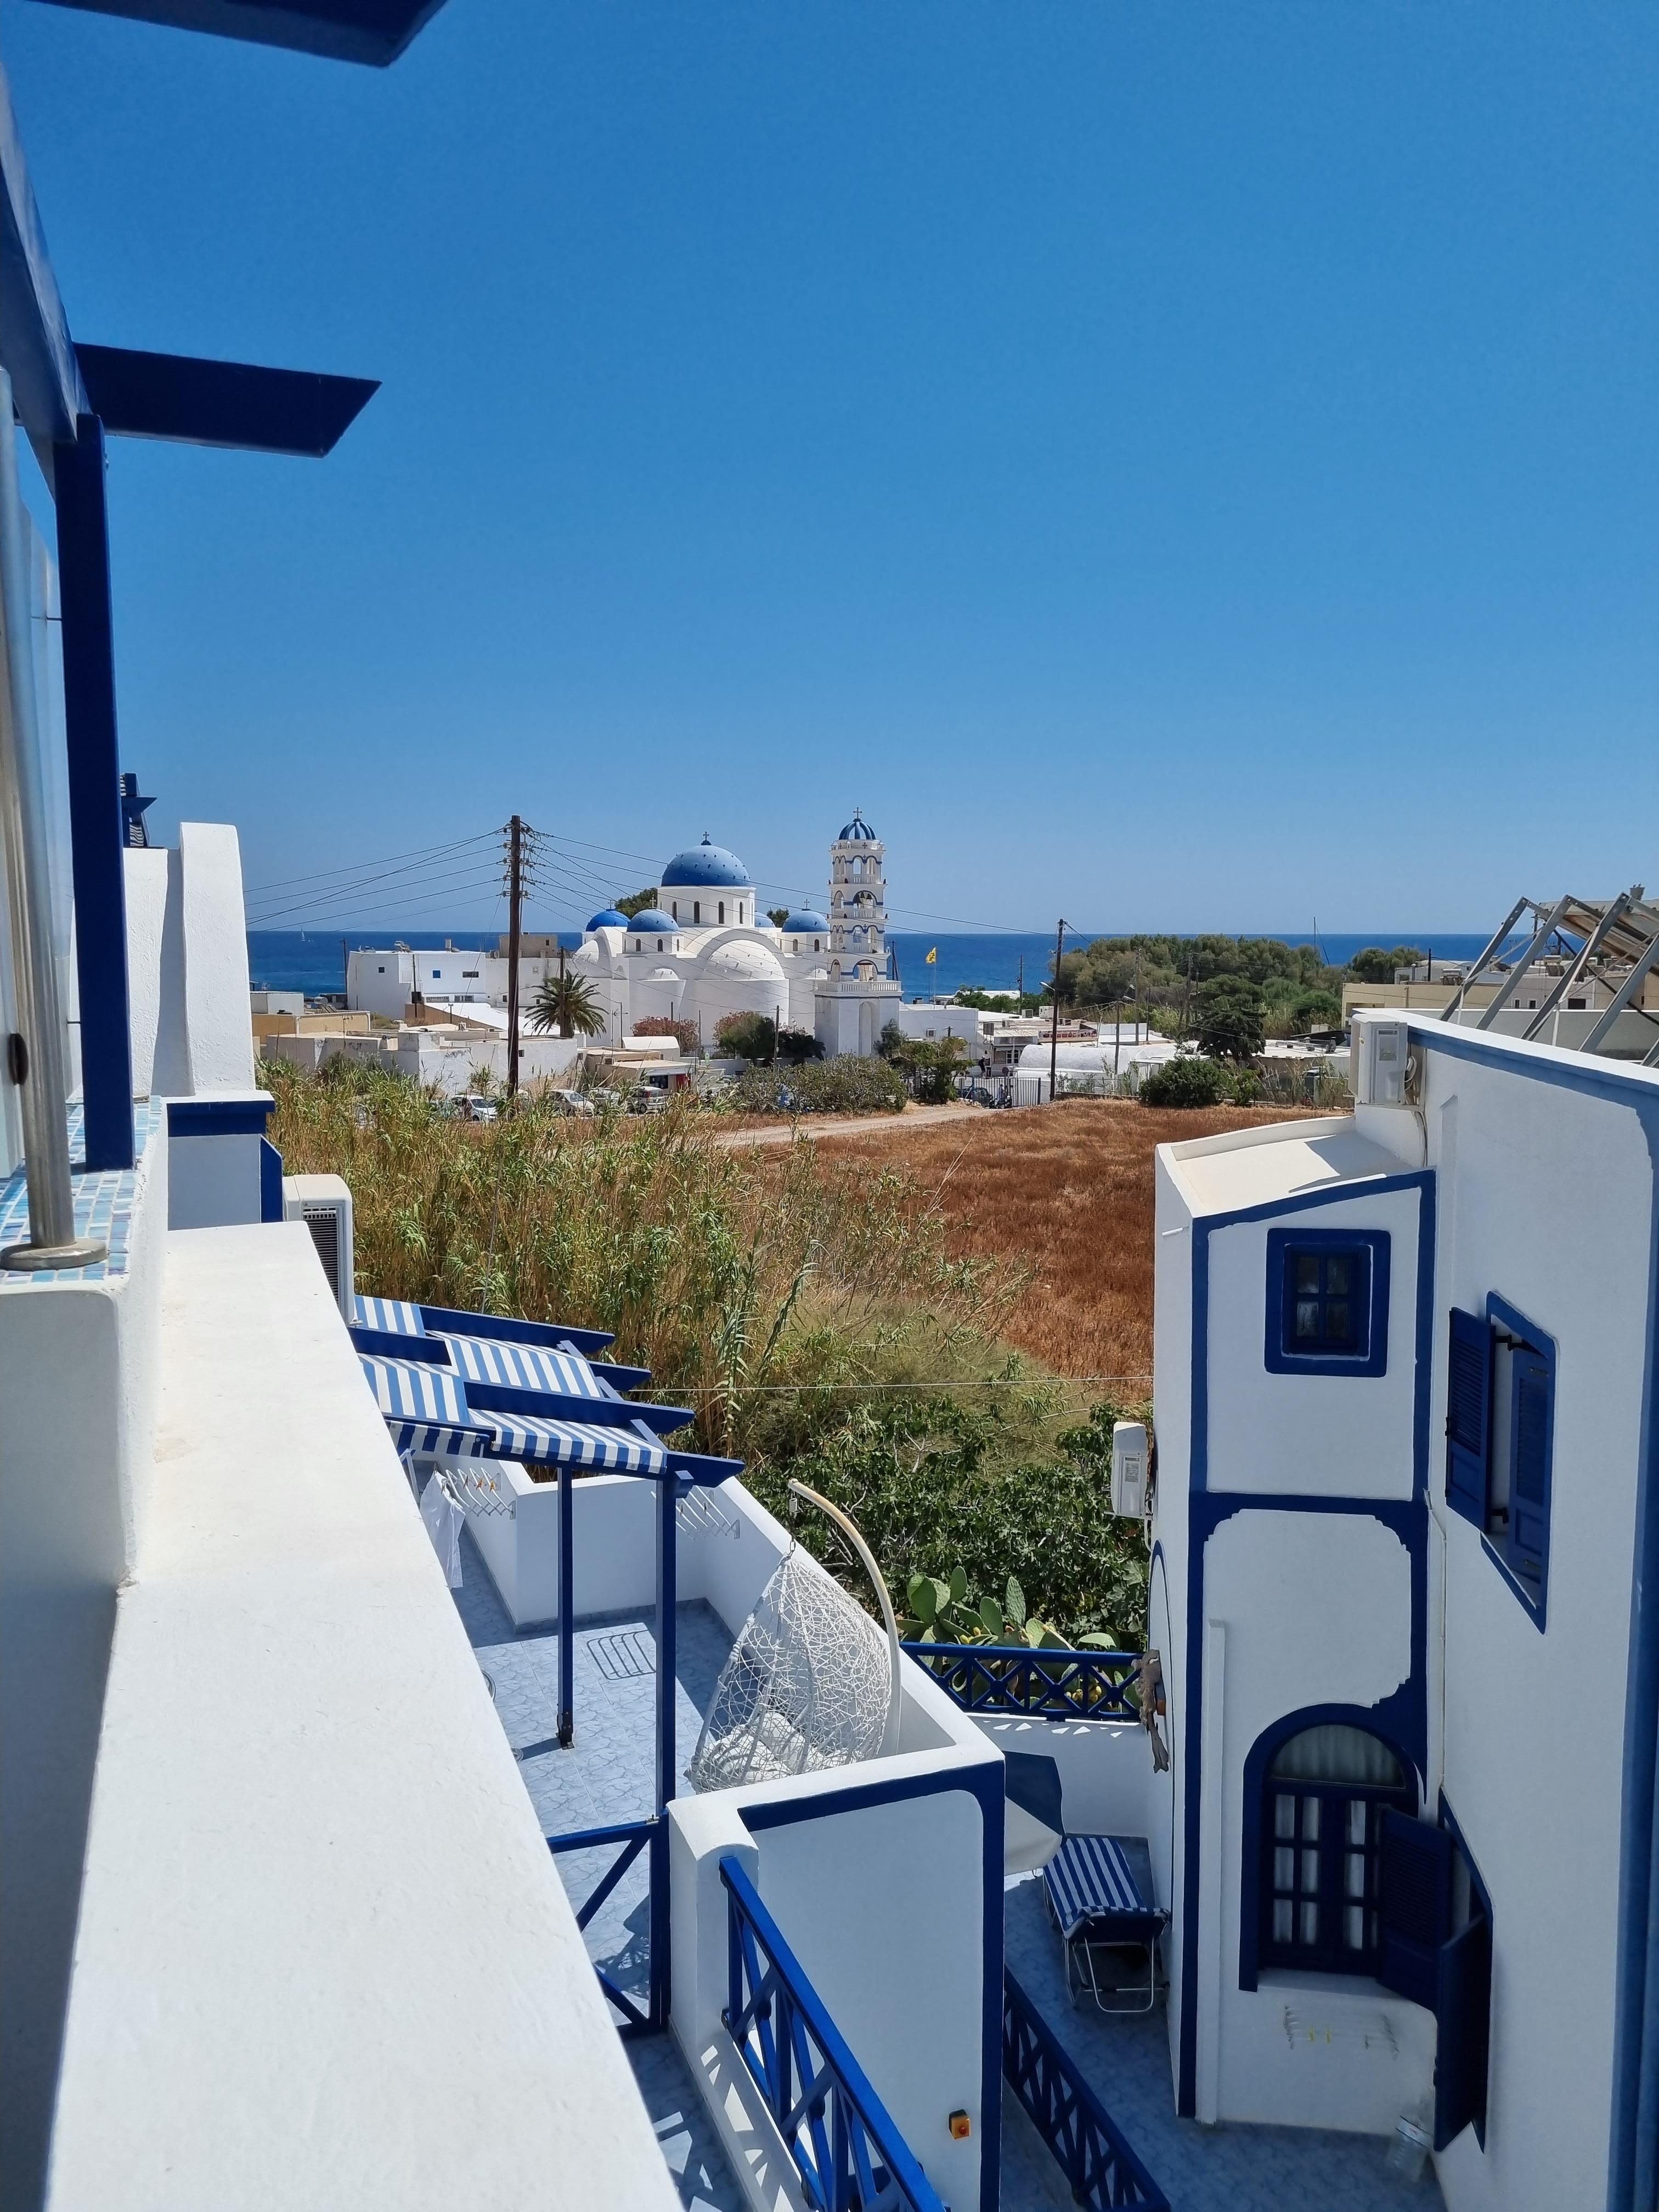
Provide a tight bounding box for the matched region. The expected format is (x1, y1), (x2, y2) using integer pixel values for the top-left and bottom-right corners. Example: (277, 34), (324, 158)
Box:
(634, 1015), (699, 1054)
(731, 1054), (907, 1116)
(1193, 975), (1265, 1061)
(775, 1026), (825, 1064)
(1139, 1055), (1228, 1108)
(715, 1011), (775, 1062)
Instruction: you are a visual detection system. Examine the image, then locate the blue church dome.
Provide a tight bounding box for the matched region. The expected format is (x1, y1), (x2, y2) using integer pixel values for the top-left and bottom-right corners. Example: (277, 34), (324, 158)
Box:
(661, 834), (751, 889)
(780, 910), (830, 933)
(586, 908), (630, 931)
(838, 812), (876, 843)
(625, 909), (678, 933)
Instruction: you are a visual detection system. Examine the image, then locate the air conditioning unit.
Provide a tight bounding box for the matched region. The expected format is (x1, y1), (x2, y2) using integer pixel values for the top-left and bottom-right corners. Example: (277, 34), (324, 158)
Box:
(283, 1173), (353, 1317)
(1111, 1421), (1149, 1519)
(1353, 1017), (1411, 1107)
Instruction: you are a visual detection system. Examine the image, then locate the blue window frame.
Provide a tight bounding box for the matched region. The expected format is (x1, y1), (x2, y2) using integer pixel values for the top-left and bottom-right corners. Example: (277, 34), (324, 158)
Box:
(1247, 1718), (1415, 1983)
(1443, 1296), (1555, 1627)
(1264, 1228), (1391, 1376)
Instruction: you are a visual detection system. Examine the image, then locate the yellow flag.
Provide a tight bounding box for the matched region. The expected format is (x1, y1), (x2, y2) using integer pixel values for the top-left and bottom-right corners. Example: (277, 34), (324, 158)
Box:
(926, 946), (938, 964)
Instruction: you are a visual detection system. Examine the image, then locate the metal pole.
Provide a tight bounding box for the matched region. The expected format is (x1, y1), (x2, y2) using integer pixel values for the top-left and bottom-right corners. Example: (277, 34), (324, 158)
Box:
(1048, 918), (1066, 1104)
(652, 1467), (679, 2030)
(0, 371), (105, 1268)
(505, 815), (523, 1100)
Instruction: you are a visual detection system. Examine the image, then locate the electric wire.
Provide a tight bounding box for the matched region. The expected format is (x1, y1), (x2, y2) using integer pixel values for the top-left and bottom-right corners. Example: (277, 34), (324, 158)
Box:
(244, 829), (499, 898)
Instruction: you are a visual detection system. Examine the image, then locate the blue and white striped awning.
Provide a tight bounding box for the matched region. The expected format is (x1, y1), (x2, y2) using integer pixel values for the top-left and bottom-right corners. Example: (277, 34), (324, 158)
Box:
(359, 1353), (495, 1458)
(436, 1332), (612, 1401)
(354, 1295), (428, 1338)
(486, 1415), (667, 1473)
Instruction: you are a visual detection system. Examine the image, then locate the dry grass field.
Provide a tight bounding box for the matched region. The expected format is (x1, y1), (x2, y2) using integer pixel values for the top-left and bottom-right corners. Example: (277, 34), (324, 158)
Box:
(823, 1098), (1325, 1389)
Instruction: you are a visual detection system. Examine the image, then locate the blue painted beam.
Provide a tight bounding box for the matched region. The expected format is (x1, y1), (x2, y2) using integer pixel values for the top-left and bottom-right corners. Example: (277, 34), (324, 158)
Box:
(75, 346), (379, 458)
(30, 0), (450, 67)
(0, 62), (89, 474)
(53, 417), (135, 1173)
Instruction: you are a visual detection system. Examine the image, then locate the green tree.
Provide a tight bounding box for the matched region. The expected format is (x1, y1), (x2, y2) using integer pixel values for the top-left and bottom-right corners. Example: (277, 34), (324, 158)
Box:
(633, 1014), (699, 1054)
(614, 887), (661, 921)
(529, 972), (606, 1038)
(898, 1035), (970, 1104)
(1193, 975), (1264, 1061)
(715, 1011), (776, 1062)
(767, 906), (792, 928)
(775, 1026), (825, 1064)
(876, 1018), (906, 1061)
(1346, 945), (1424, 984)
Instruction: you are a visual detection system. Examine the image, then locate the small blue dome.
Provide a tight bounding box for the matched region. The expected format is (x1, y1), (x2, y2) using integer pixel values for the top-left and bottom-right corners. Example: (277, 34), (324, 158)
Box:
(838, 812), (876, 843)
(624, 909), (678, 934)
(780, 910), (830, 933)
(586, 908), (630, 931)
(661, 833), (752, 889)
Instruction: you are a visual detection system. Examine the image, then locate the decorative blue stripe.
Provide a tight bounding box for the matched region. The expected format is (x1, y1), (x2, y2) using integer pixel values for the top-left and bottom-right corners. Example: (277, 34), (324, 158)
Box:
(167, 1096), (274, 1137)
(258, 1138), (283, 1223)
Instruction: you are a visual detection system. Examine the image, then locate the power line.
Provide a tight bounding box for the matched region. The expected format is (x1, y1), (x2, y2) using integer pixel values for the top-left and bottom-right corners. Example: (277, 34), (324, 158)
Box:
(248, 862), (510, 929)
(245, 830), (498, 898)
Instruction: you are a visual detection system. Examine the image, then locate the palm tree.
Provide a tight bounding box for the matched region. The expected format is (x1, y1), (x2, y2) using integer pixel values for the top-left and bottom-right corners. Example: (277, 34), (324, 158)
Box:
(529, 971), (605, 1039)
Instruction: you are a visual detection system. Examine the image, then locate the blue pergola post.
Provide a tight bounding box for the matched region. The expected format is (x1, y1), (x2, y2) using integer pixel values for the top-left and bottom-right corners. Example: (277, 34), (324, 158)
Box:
(557, 1464), (574, 1747)
(650, 1469), (679, 2029)
(52, 416), (134, 1172)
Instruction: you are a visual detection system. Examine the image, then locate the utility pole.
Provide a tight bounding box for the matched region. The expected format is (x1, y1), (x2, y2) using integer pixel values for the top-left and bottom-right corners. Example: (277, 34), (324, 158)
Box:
(1048, 918), (1066, 1104)
(506, 815), (524, 1102)
(340, 936), (348, 1006)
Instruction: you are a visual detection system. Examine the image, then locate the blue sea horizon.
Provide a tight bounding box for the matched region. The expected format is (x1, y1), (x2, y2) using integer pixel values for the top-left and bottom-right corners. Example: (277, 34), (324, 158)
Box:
(247, 926), (1499, 1001)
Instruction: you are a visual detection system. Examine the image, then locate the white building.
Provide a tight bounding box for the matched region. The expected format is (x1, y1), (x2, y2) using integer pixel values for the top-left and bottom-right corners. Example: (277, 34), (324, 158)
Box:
(813, 812), (902, 1056)
(1144, 1007), (1659, 2208)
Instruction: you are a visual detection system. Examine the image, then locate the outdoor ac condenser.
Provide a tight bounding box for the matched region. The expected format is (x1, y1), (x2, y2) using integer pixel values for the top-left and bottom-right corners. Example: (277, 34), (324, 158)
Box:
(1111, 1421), (1149, 1519)
(283, 1173), (354, 1318)
(1353, 1016), (1411, 1107)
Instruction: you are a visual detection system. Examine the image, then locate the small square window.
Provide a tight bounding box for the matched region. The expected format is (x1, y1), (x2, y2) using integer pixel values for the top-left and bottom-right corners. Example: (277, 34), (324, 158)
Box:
(1265, 1229), (1390, 1375)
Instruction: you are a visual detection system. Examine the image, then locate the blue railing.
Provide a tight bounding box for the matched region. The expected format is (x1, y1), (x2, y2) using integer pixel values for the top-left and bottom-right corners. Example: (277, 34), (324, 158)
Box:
(1003, 1968), (1169, 2209)
(903, 1641), (1142, 1720)
(548, 1815), (667, 2038)
(719, 1855), (945, 2212)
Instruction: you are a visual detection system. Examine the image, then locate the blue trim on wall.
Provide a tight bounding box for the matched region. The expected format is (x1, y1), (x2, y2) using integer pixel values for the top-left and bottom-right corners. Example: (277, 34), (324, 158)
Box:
(1263, 1227), (1391, 1377)
(53, 415), (136, 1173)
(1475, 1290), (1556, 1635)
(742, 1758), (1005, 2212)
(258, 1137), (283, 1223)
(1175, 1167), (1436, 2115)
(1437, 1791), (1492, 2154)
(1237, 1701), (1419, 1993)
(167, 1096), (273, 1137)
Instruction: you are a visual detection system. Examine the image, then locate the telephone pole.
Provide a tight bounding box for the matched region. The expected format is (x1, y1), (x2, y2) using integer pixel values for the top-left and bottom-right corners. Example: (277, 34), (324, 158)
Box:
(1048, 918), (1067, 1104)
(506, 815), (524, 1101)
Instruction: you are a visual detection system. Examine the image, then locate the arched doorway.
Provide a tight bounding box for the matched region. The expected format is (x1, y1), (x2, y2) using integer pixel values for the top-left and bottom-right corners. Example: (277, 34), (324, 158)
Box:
(859, 1000), (875, 1054)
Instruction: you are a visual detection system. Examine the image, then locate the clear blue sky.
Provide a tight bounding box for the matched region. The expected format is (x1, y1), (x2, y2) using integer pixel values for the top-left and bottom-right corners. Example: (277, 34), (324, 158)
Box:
(7, 1), (1656, 935)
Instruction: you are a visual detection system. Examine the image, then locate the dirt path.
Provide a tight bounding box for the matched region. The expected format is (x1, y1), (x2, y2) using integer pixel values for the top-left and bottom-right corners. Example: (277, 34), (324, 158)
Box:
(708, 1101), (991, 1147)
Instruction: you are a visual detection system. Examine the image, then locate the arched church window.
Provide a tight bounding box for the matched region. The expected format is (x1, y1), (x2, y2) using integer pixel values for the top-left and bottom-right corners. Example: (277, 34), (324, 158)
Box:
(1251, 1718), (1413, 1981)
(672, 902), (679, 921)
(694, 902), (701, 924)
(719, 902), (725, 925)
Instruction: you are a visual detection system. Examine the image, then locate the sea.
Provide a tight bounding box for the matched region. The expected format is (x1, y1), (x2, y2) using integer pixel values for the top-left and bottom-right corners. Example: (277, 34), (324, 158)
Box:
(247, 927), (1501, 1002)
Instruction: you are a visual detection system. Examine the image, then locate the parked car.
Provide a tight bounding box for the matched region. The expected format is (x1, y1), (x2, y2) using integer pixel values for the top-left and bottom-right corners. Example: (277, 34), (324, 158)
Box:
(458, 1094), (498, 1122)
(546, 1088), (595, 1118)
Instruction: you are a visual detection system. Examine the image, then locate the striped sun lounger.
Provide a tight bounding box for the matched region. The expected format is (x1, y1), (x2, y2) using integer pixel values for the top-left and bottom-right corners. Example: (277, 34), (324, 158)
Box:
(1043, 1834), (1167, 2013)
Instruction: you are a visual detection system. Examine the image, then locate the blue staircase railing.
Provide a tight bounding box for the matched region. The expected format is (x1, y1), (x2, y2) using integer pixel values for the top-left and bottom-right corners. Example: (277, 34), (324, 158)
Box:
(719, 1855), (945, 2212)
(903, 1641), (1142, 1720)
(548, 1816), (666, 2038)
(1003, 1968), (1170, 2209)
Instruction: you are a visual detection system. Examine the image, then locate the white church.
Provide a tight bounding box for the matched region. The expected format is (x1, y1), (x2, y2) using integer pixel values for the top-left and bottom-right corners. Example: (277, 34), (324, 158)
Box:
(345, 816), (902, 1055)
(568, 815), (902, 1053)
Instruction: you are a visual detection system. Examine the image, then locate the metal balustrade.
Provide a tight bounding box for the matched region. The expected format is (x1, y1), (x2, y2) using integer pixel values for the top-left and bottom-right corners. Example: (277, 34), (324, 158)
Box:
(719, 1855), (945, 2212)
(1003, 1968), (1169, 2209)
(902, 1641), (1142, 1720)
(548, 1816), (666, 2036)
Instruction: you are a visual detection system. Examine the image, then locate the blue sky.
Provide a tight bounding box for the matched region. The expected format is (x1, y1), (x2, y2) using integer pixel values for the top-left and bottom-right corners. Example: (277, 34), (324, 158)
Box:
(7, 1), (1656, 935)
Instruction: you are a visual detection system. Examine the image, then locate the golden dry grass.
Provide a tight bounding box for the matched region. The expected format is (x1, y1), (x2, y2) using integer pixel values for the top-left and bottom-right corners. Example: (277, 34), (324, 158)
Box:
(817, 1098), (1325, 1386)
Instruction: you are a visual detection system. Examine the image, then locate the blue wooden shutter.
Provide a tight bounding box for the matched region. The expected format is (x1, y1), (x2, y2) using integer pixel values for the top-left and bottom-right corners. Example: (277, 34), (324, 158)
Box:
(1507, 1350), (1552, 1594)
(1376, 1809), (1450, 2007)
(1444, 1308), (1491, 1527)
(1434, 1912), (1492, 2151)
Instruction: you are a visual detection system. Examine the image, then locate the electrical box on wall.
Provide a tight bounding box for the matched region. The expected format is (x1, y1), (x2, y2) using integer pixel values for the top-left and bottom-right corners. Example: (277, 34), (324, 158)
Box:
(1353, 1018), (1411, 1107)
(283, 1173), (354, 1318)
(1111, 1421), (1149, 1518)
